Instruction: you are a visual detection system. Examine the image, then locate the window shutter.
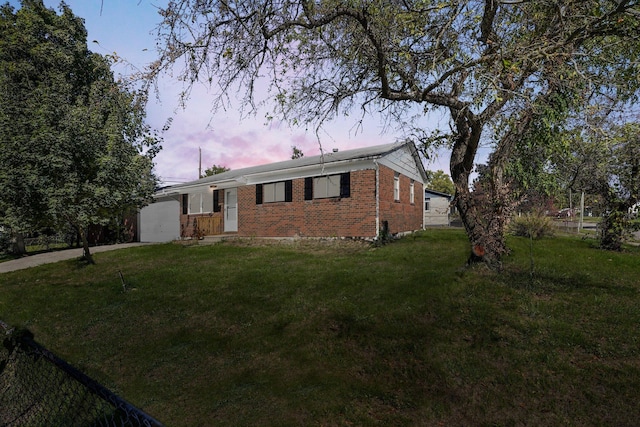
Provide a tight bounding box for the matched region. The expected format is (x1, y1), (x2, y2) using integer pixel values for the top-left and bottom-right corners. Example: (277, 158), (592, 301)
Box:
(304, 177), (313, 200)
(340, 172), (350, 198)
(213, 190), (221, 212)
(256, 184), (263, 205)
(285, 180), (293, 202)
(182, 194), (188, 215)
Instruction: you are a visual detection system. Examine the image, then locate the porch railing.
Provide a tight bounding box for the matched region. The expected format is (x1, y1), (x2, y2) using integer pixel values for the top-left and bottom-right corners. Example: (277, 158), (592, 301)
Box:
(195, 216), (223, 236)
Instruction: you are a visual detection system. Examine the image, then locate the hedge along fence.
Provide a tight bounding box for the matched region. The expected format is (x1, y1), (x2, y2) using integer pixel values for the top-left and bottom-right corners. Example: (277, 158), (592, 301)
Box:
(0, 320), (163, 427)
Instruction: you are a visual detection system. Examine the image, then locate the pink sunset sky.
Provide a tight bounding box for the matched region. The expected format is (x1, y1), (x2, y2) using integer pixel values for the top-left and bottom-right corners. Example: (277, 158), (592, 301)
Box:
(22, 0), (470, 184)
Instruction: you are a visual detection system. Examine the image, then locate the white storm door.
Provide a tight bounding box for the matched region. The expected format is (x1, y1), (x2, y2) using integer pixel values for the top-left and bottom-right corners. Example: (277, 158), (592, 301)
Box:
(224, 188), (238, 232)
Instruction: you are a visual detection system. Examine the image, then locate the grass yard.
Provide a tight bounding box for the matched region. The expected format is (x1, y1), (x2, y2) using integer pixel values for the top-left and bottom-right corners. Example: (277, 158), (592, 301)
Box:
(1, 229), (639, 426)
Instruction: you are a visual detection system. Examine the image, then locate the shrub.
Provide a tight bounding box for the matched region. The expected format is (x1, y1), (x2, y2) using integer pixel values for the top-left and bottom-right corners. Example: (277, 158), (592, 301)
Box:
(510, 211), (554, 239)
(0, 229), (11, 254)
(628, 218), (640, 231)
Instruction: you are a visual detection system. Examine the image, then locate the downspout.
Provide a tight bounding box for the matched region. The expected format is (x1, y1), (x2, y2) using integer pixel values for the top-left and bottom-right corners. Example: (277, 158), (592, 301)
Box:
(374, 159), (380, 239)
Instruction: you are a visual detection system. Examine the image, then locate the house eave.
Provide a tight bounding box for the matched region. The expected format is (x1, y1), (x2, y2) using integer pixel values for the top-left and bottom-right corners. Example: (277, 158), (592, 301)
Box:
(156, 178), (244, 195)
(425, 189), (453, 199)
(244, 157), (379, 184)
(153, 141), (426, 197)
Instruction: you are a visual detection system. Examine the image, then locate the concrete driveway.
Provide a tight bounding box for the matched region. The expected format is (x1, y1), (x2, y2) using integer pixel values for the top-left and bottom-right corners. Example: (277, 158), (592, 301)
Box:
(0, 243), (152, 274)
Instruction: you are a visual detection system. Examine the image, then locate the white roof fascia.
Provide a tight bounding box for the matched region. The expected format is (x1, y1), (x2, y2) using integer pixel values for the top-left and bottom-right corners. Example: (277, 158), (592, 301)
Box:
(158, 178), (241, 195)
(407, 142), (430, 183)
(157, 160), (368, 194)
(378, 144), (427, 183)
(155, 142), (409, 196)
(154, 189), (180, 198)
(425, 189), (453, 199)
(244, 158), (379, 185)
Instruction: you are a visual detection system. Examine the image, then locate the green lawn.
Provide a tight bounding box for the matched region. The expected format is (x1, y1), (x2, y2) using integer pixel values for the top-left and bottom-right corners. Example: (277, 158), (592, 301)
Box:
(1, 230), (639, 426)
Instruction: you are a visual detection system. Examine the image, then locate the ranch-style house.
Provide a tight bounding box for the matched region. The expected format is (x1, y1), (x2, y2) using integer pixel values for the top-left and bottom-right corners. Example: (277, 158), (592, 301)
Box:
(139, 141), (428, 242)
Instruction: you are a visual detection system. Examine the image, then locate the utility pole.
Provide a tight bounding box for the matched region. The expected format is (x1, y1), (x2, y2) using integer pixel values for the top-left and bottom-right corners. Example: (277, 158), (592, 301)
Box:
(569, 188), (572, 212)
(198, 147), (202, 179)
(579, 190), (585, 232)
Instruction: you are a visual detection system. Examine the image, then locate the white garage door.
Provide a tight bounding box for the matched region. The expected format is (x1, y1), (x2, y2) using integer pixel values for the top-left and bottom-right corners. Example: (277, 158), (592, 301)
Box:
(140, 198), (180, 242)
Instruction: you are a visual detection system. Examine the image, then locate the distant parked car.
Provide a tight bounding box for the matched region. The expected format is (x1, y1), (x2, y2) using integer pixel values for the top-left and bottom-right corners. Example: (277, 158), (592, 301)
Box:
(556, 208), (576, 218)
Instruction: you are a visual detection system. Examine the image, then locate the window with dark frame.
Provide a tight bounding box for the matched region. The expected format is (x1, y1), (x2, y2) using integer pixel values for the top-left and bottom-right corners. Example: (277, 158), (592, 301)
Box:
(256, 180), (293, 204)
(394, 173), (400, 201)
(304, 173), (350, 200)
(410, 179), (415, 204)
(313, 175), (339, 198)
(213, 190), (221, 212)
(182, 194), (188, 215)
(187, 191), (214, 214)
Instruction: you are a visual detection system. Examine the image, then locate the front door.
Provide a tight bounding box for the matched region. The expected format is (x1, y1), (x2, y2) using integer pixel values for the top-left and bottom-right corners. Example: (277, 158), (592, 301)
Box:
(224, 188), (238, 232)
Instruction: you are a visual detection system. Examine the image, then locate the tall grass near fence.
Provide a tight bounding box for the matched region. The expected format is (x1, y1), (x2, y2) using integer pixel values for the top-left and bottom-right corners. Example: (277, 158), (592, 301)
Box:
(0, 324), (163, 427)
(1, 230), (639, 426)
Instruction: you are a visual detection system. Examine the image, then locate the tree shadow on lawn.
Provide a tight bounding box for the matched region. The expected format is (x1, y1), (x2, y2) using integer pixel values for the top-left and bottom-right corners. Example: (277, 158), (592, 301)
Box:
(503, 267), (638, 296)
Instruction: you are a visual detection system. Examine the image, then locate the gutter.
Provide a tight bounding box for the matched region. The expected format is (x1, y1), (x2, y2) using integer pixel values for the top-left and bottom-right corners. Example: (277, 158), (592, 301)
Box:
(374, 159), (380, 239)
(243, 156), (380, 183)
(154, 178), (241, 196)
(154, 156), (384, 198)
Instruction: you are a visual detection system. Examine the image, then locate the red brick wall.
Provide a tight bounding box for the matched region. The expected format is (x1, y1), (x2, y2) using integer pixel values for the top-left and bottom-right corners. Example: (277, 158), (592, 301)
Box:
(378, 165), (424, 235)
(178, 166), (423, 239)
(238, 169), (378, 238)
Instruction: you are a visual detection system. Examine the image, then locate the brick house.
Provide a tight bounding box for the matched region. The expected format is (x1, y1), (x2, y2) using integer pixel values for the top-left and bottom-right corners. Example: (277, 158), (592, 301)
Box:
(139, 141), (427, 242)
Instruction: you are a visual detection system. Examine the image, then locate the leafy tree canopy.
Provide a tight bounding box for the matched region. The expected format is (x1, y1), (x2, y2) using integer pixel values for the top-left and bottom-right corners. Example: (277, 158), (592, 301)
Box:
(426, 170), (454, 195)
(0, 0), (161, 260)
(148, 0), (640, 265)
(549, 120), (640, 250)
(291, 146), (304, 159)
(203, 164), (230, 177)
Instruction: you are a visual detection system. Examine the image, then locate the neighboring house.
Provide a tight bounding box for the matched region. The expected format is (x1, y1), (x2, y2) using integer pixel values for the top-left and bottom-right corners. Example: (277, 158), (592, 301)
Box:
(139, 141), (427, 242)
(423, 189), (452, 226)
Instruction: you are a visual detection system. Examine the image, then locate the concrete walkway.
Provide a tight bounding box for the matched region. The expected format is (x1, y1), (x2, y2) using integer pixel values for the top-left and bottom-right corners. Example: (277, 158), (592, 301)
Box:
(0, 243), (152, 274)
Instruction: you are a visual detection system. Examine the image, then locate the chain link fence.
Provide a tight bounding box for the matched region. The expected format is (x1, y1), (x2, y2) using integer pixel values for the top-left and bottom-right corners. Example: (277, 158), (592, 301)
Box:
(1, 321), (163, 427)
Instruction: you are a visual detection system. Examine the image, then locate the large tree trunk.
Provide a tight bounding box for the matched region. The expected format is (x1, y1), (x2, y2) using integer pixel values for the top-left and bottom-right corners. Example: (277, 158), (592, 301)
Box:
(77, 225), (94, 264)
(11, 232), (26, 256)
(449, 93), (539, 268)
(449, 109), (508, 268)
(454, 179), (509, 268)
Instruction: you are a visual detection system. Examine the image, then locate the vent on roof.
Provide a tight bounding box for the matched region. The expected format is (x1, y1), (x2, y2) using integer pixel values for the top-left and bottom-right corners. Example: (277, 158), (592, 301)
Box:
(332, 148), (339, 153)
